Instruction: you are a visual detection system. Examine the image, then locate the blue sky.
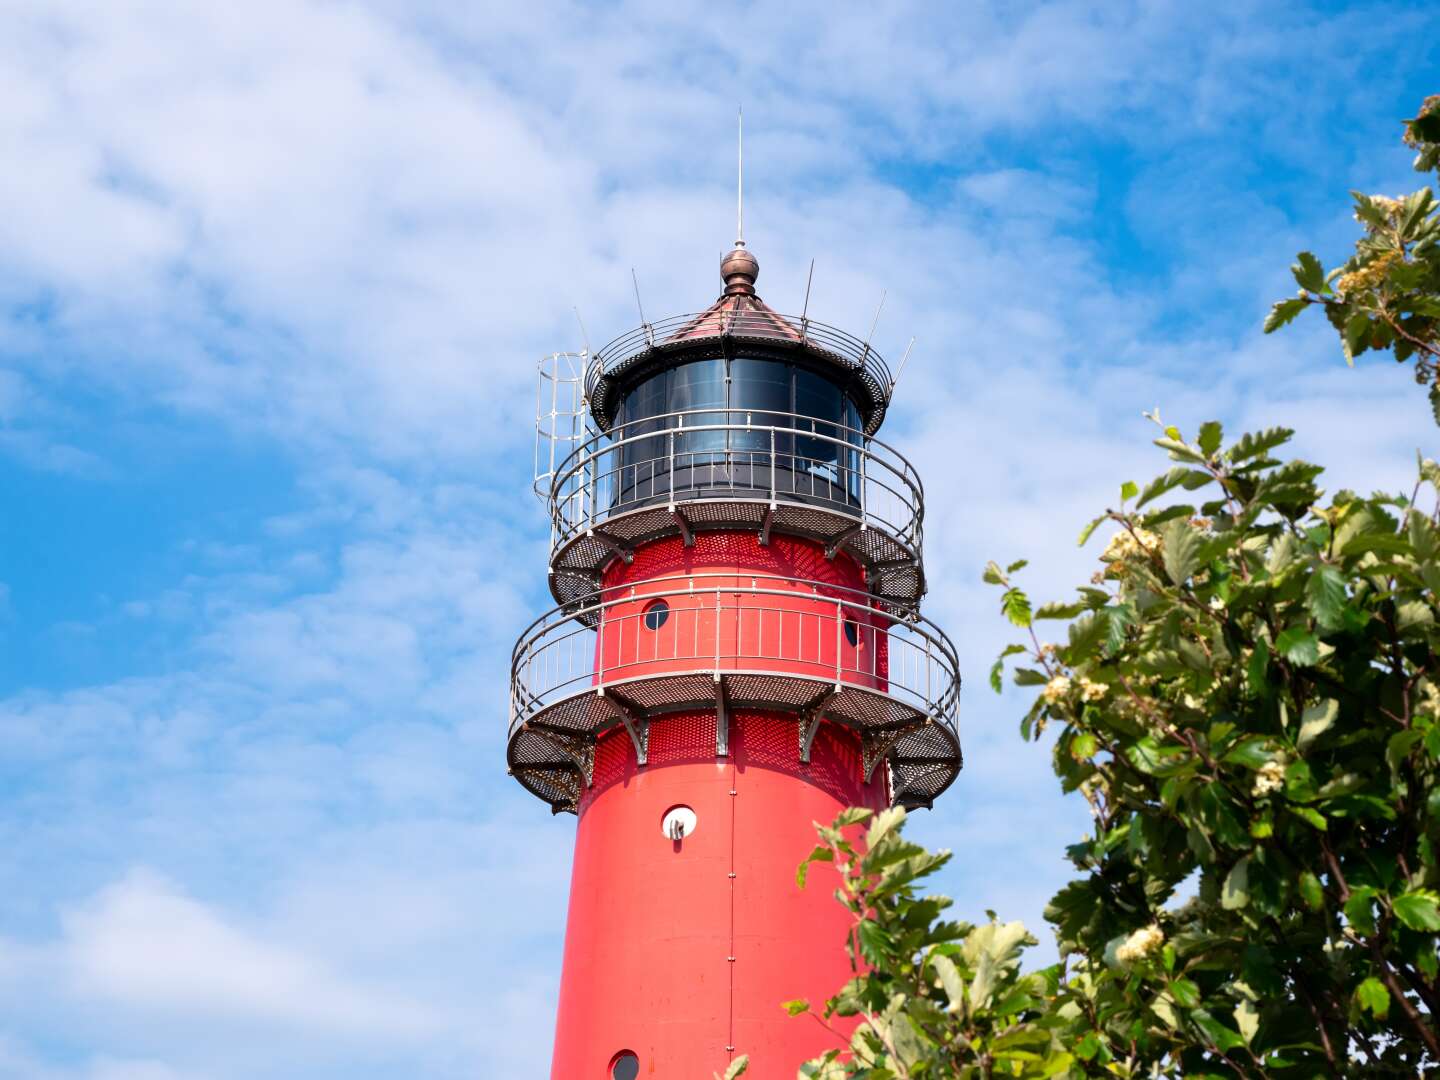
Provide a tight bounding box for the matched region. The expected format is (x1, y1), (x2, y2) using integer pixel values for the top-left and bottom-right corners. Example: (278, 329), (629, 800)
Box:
(0, 2), (1436, 1076)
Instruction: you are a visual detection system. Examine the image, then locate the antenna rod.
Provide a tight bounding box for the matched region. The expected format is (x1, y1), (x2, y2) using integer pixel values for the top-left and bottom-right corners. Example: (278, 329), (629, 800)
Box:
(736, 106), (744, 248)
(573, 307), (592, 356)
(890, 336), (916, 392)
(801, 258), (815, 321)
(631, 268), (647, 326)
(863, 290), (887, 351)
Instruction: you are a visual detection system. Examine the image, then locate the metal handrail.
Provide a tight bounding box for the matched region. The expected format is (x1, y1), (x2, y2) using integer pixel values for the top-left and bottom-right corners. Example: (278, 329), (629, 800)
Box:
(586, 310), (894, 407)
(508, 573), (960, 741)
(547, 409), (924, 558)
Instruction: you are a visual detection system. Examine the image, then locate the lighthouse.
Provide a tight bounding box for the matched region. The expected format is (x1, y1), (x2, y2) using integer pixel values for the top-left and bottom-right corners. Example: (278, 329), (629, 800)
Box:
(510, 236), (962, 1078)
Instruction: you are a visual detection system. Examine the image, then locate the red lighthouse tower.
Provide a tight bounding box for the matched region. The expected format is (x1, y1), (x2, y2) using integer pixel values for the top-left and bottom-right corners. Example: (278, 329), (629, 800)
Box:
(511, 239), (962, 1079)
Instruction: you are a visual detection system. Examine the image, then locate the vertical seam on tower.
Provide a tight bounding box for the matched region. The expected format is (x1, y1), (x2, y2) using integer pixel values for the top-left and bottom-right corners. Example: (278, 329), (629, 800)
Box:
(727, 762), (737, 1060)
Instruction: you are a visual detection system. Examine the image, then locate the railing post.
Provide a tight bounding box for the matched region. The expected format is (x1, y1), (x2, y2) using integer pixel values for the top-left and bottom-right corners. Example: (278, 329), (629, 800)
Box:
(585, 440), (597, 531)
(859, 443), (867, 522)
(714, 589), (723, 677)
(769, 427), (777, 507)
(835, 601), (843, 684)
(667, 425), (676, 504)
(925, 636), (933, 713)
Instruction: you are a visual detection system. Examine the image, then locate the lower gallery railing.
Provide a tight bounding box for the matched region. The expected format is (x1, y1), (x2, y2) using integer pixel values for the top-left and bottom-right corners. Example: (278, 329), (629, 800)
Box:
(509, 573), (959, 740)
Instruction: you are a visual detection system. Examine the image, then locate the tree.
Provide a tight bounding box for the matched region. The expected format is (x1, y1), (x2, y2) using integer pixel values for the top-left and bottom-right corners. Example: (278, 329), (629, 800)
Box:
(792, 97), (1440, 1078)
(1265, 95), (1440, 423)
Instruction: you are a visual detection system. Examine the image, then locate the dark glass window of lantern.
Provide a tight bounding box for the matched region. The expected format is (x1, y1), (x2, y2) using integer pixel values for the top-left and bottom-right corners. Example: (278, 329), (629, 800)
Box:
(729, 357), (794, 452)
(643, 598), (670, 631)
(611, 1051), (640, 1080)
(613, 358), (864, 508)
(670, 358), (727, 460)
(795, 367), (844, 476)
(844, 618), (860, 647)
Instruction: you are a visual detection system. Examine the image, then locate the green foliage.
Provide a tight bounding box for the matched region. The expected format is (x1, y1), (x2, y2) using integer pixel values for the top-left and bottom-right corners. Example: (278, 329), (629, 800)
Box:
(1267, 95), (1440, 423)
(791, 98), (1440, 1080)
(791, 806), (1076, 1078)
(982, 418), (1440, 1076)
(797, 421), (1440, 1076)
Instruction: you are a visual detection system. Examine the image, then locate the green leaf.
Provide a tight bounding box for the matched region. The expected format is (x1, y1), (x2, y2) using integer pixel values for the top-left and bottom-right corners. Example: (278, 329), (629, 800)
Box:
(1291, 251), (1326, 293)
(1274, 626), (1320, 666)
(1298, 871), (1325, 910)
(1298, 699), (1338, 751)
(782, 999), (810, 1016)
(1034, 600), (1087, 620)
(1006, 558), (1029, 573)
(1154, 437), (1206, 464)
(982, 560), (1007, 585)
(1264, 297), (1309, 333)
(1392, 889), (1440, 932)
(1077, 514), (1107, 547)
(930, 953), (967, 1013)
(1344, 886), (1378, 935)
(1161, 519), (1203, 585)
(1223, 738), (1275, 770)
(1228, 426), (1294, 463)
(1355, 977), (1390, 1019)
(796, 846), (833, 888)
(1001, 587), (1032, 628)
(1197, 420), (1223, 456)
(1120, 480), (1139, 502)
(1304, 564), (1347, 630)
(1222, 855), (1251, 910)
(1247, 636), (1271, 691)
(1192, 1008), (1248, 1052)
(1170, 977), (1201, 1008)
(1343, 311), (1370, 365)
(723, 1054), (750, 1079)
(1137, 467), (1213, 508)
(1235, 999), (1260, 1046)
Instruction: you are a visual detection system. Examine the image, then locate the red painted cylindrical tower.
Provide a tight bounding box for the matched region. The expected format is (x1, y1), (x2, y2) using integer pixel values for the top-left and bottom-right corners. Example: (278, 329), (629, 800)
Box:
(511, 242), (961, 1079)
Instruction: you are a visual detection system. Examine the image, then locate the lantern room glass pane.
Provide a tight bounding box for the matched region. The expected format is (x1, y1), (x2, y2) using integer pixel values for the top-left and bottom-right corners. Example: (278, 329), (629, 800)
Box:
(729, 357), (792, 452)
(669, 359), (726, 461)
(795, 367), (843, 475)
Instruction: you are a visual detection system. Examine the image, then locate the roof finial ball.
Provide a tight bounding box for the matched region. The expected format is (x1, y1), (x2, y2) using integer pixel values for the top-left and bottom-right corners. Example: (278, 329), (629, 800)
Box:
(720, 245), (759, 296)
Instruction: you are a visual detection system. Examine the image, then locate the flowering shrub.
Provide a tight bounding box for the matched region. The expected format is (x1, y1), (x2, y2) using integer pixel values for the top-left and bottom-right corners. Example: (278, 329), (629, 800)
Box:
(1266, 95), (1440, 423)
(793, 98), (1440, 1079)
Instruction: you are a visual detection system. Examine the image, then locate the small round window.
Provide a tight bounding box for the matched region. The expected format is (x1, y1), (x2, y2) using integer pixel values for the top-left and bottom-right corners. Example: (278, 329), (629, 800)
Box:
(643, 598), (670, 631)
(843, 618), (859, 647)
(610, 1050), (640, 1080)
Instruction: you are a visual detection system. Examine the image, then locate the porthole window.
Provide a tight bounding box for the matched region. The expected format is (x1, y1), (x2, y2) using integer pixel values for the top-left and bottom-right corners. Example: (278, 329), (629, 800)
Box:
(843, 618), (859, 647)
(610, 1050), (640, 1080)
(643, 598), (670, 631)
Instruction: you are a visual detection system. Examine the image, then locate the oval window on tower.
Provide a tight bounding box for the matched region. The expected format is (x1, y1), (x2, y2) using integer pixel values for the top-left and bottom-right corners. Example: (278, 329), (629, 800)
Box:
(610, 1050), (640, 1080)
(844, 617), (860, 647)
(643, 598), (670, 631)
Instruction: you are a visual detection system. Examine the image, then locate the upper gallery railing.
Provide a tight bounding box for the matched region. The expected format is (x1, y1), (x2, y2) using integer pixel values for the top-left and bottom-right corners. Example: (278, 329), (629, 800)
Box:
(546, 409), (923, 558)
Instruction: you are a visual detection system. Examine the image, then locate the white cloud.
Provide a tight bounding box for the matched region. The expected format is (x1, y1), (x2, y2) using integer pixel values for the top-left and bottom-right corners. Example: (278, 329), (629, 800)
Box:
(61, 870), (433, 1038)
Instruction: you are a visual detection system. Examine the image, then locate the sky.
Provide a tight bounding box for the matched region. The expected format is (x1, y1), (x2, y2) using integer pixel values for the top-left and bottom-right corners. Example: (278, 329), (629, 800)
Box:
(0, 1), (1436, 1076)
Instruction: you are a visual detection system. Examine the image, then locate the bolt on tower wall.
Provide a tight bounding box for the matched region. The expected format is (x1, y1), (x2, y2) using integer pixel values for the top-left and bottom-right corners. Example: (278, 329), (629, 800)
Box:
(510, 244), (962, 1079)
